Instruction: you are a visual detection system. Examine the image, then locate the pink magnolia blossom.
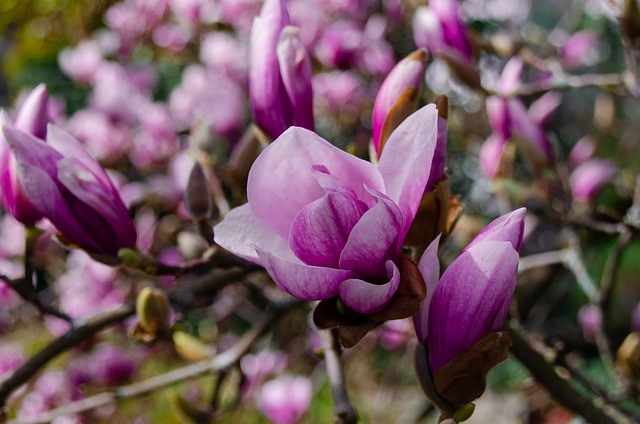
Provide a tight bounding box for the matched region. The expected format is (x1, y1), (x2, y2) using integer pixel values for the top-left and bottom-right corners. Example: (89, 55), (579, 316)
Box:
(2, 125), (137, 257)
(413, 0), (473, 64)
(249, 0), (314, 139)
(257, 376), (312, 424)
(570, 159), (617, 203)
(215, 105), (438, 315)
(481, 58), (557, 177)
(414, 208), (524, 372)
(372, 49), (427, 156)
(0, 84), (49, 225)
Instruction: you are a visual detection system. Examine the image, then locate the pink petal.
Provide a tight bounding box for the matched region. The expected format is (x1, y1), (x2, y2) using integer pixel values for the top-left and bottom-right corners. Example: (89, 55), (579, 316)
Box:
(465, 208), (526, 252)
(46, 125), (115, 190)
(213, 204), (292, 265)
(277, 26), (314, 131)
(16, 162), (103, 253)
(248, 127), (384, 238)
(413, 235), (441, 344)
(256, 249), (353, 300)
(527, 91), (561, 126)
(479, 133), (506, 178)
(339, 260), (400, 314)
(339, 189), (402, 276)
(497, 57), (523, 95)
(376, 104), (438, 248)
(427, 241), (518, 372)
(289, 191), (367, 267)
(570, 159), (617, 202)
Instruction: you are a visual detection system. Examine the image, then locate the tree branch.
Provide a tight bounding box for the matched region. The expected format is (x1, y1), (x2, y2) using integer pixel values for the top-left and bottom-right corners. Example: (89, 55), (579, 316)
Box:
(320, 329), (358, 424)
(508, 324), (617, 424)
(0, 268), (247, 409)
(8, 298), (302, 424)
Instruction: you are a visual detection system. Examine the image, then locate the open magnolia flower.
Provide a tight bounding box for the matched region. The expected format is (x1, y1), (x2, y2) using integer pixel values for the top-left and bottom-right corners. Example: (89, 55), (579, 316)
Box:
(215, 105), (438, 346)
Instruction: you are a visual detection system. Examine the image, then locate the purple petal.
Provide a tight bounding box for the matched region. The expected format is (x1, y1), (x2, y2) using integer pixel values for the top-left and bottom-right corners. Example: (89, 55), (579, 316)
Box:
(568, 136), (595, 168)
(413, 235), (441, 344)
(277, 26), (314, 131)
(248, 127), (384, 238)
(339, 260), (400, 314)
(214, 204), (293, 265)
(465, 208), (526, 252)
(256, 249), (353, 300)
(485, 96), (510, 139)
(372, 49), (426, 155)
(527, 91), (562, 126)
(289, 192), (367, 268)
(430, 0), (473, 63)
(3, 126), (62, 176)
(57, 158), (136, 250)
(15, 162), (103, 253)
(479, 133), (506, 178)
(427, 241), (518, 372)
(507, 99), (552, 161)
(497, 57), (523, 95)
(377, 104), (438, 248)
(249, 0), (291, 138)
(46, 125), (115, 191)
(339, 189), (402, 276)
(14, 84), (49, 139)
(570, 159), (617, 202)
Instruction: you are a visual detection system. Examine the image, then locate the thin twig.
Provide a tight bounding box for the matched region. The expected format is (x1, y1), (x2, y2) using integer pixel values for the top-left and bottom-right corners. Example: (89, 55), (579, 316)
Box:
(10, 299), (302, 424)
(320, 329), (358, 424)
(508, 324), (616, 424)
(518, 249), (567, 273)
(0, 268), (247, 409)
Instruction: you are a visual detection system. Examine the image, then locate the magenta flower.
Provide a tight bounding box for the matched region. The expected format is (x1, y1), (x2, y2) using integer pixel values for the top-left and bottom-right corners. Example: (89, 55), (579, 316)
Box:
(481, 58), (557, 177)
(215, 105), (438, 343)
(249, 0), (313, 140)
(372, 49), (427, 157)
(413, 0), (473, 64)
(570, 159), (617, 203)
(414, 208), (524, 372)
(2, 124), (137, 258)
(257, 376), (312, 424)
(0, 84), (49, 225)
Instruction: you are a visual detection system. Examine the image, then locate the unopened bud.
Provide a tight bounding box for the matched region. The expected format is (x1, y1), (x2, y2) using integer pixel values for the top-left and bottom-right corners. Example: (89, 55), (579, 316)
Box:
(173, 331), (213, 362)
(452, 403), (476, 423)
(185, 162), (211, 221)
(617, 332), (640, 379)
(136, 286), (170, 334)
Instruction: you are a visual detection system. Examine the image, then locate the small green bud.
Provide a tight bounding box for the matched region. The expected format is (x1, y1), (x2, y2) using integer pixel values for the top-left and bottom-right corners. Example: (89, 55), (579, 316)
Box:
(452, 403), (476, 423)
(118, 248), (143, 268)
(173, 331), (213, 362)
(136, 287), (170, 334)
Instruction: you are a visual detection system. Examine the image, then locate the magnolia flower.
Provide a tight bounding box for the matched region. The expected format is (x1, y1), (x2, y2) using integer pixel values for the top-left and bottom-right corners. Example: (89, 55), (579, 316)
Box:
(257, 376), (312, 424)
(413, 0), (473, 64)
(249, 0), (313, 139)
(2, 124), (137, 258)
(570, 159), (616, 203)
(372, 49), (427, 157)
(414, 208), (524, 408)
(215, 105), (438, 345)
(0, 84), (49, 225)
(481, 58), (557, 177)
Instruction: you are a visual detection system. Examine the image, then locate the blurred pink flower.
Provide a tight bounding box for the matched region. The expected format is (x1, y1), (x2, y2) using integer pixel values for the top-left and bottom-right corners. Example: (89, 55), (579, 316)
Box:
(257, 376), (312, 424)
(570, 159), (617, 203)
(58, 40), (104, 84)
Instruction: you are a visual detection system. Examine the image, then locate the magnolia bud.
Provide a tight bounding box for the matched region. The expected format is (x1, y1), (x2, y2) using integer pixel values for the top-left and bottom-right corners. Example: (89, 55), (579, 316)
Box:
(617, 332), (640, 379)
(137, 287), (170, 334)
(173, 331), (213, 362)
